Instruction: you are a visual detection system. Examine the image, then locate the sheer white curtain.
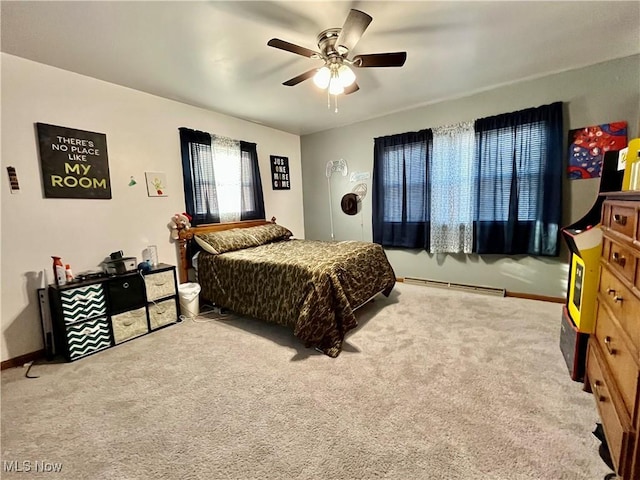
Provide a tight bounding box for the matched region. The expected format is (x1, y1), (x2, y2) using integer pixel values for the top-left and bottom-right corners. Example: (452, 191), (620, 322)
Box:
(430, 121), (476, 253)
(211, 135), (242, 223)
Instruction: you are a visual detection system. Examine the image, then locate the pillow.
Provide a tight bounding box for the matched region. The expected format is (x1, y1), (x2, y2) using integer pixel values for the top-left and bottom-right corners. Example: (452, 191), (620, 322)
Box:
(194, 223), (292, 255)
(194, 235), (221, 255)
(248, 223), (293, 243)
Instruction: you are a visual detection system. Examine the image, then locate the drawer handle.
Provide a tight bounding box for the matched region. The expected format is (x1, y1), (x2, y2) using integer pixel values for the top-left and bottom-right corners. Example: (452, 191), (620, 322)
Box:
(122, 320), (135, 327)
(604, 336), (617, 356)
(612, 252), (626, 267)
(123, 282), (129, 289)
(606, 287), (616, 295)
(613, 214), (627, 225)
(593, 381), (606, 403)
(614, 295), (624, 304)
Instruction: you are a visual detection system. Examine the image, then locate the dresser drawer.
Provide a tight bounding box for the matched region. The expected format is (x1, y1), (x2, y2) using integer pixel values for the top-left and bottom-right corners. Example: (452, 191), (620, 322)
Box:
(107, 275), (146, 314)
(587, 341), (635, 477)
(604, 237), (638, 285)
(598, 266), (640, 351)
(59, 284), (107, 324)
(148, 298), (177, 330)
(65, 316), (112, 361)
(112, 307), (148, 344)
(604, 202), (637, 243)
(144, 270), (176, 301)
(594, 301), (639, 413)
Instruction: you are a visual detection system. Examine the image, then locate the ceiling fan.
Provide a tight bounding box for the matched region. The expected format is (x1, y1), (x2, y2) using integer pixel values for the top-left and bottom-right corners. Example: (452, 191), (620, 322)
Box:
(267, 9), (407, 103)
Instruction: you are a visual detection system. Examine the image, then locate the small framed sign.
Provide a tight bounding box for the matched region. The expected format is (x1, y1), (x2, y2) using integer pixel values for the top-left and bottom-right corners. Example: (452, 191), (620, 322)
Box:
(270, 155), (290, 190)
(36, 123), (112, 199)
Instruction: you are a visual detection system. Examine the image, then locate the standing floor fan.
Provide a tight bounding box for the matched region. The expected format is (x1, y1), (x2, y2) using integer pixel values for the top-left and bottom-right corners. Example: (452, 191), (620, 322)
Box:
(326, 159), (348, 240)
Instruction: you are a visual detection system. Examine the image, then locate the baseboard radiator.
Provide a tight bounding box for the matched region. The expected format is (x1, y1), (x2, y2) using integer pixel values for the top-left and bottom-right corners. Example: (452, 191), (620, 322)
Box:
(403, 277), (506, 297)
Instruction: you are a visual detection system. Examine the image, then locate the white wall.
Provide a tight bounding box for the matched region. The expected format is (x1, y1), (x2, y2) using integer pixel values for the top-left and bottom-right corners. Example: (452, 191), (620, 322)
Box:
(301, 55), (640, 298)
(1, 54), (304, 362)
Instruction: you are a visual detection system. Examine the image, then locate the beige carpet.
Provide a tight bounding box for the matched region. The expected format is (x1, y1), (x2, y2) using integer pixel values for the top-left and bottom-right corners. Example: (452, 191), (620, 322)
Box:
(1, 283), (609, 479)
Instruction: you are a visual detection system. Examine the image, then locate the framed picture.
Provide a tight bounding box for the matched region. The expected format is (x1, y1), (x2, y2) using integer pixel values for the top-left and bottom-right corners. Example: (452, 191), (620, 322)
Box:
(36, 123), (112, 199)
(567, 122), (627, 180)
(145, 172), (168, 197)
(270, 155), (290, 190)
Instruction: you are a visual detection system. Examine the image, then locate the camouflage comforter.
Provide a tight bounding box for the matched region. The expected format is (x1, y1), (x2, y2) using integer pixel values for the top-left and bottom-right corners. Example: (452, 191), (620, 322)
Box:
(197, 239), (396, 357)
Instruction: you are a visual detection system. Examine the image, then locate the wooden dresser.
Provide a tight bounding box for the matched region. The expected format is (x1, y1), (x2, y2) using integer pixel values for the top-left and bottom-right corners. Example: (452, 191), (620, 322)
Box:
(586, 191), (640, 479)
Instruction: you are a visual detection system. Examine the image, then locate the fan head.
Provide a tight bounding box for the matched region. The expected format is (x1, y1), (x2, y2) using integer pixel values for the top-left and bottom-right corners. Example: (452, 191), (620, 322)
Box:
(317, 28), (341, 57)
(267, 9), (407, 94)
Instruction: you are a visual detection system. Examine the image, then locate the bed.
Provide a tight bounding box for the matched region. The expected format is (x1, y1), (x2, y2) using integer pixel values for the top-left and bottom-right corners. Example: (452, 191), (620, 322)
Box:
(176, 219), (396, 357)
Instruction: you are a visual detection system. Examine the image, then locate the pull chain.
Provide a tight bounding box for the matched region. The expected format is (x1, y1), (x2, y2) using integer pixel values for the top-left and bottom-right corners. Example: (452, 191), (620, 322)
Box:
(325, 90), (340, 113)
(327, 89), (338, 113)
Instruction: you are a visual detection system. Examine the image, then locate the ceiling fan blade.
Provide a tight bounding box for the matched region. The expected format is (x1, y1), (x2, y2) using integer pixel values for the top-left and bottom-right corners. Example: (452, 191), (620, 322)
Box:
(283, 69), (318, 86)
(353, 52), (407, 68)
(344, 82), (360, 95)
(267, 38), (319, 58)
(335, 9), (372, 54)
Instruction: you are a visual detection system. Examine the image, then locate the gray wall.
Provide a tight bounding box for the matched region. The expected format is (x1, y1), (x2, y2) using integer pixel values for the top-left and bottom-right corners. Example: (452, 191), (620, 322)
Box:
(300, 55), (640, 298)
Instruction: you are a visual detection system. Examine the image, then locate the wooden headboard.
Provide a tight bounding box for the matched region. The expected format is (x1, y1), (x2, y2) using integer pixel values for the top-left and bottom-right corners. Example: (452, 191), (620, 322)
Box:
(176, 217), (276, 283)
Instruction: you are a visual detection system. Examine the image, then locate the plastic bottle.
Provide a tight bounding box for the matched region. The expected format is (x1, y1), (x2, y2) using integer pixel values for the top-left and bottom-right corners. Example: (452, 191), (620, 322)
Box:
(65, 264), (74, 283)
(52, 256), (66, 286)
(147, 245), (158, 266)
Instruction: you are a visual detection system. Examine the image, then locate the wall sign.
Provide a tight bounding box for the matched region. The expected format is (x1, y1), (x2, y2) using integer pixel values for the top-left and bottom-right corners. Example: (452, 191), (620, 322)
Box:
(36, 123), (112, 199)
(6, 166), (20, 194)
(270, 155), (290, 190)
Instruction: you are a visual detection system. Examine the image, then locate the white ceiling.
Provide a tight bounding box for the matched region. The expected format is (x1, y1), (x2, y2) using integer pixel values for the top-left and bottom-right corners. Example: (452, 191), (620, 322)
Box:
(1, 1), (639, 136)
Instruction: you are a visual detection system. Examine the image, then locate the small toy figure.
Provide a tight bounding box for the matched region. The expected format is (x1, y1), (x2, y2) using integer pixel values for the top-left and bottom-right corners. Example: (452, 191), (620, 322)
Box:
(169, 212), (192, 240)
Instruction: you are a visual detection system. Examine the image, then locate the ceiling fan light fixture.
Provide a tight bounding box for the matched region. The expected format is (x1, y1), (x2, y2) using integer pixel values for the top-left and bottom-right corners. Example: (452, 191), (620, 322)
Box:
(337, 65), (356, 87)
(313, 66), (331, 89)
(328, 77), (345, 95)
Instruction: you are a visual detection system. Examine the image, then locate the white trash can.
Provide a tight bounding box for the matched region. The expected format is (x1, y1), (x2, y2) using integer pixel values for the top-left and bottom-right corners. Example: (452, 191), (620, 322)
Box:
(178, 282), (201, 317)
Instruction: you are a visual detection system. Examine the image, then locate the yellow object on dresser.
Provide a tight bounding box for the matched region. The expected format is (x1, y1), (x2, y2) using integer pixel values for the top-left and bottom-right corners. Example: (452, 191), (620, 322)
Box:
(586, 192), (640, 479)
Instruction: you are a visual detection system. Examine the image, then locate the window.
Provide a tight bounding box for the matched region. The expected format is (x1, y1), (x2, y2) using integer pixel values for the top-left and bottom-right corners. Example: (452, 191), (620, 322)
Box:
(382, 142), (428, 223)
(474, 103), (563, 255)
(475, 123), (546, 224)
(372, 102), (563, 256)
(373, 130), (431, 249)
(179, 128), (265, 226)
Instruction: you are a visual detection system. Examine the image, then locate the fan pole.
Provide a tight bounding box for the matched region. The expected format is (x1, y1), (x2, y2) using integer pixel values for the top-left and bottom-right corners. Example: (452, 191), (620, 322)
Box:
(327, 177), (335, 241)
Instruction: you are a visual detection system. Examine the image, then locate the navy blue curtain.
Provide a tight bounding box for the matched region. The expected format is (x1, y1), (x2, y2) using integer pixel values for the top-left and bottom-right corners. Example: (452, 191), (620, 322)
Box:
(239, 141), (265, 221)
(474, 102), (563, 255)
(372, 129), (432, 248)
(179, 128), (265, 225)
(179, 127), (219, 225)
